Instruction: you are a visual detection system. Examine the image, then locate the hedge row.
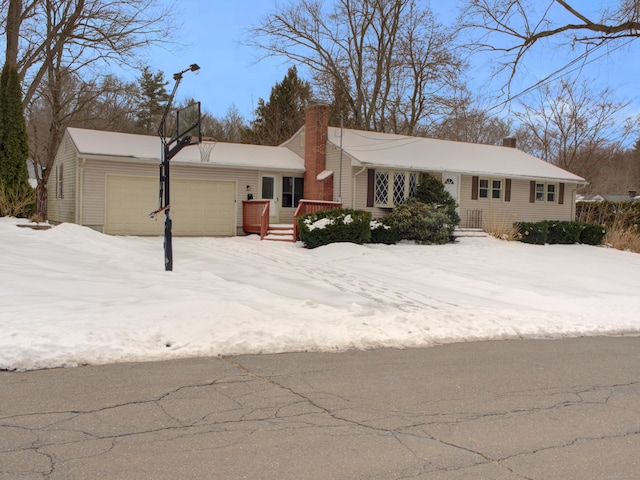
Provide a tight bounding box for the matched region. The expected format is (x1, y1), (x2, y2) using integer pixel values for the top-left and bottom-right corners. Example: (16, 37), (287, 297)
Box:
(576, 201), (640, 230)
(298, 209), (372, 249)
(517, 220), (607, 246)
(297, 203), (457, 249)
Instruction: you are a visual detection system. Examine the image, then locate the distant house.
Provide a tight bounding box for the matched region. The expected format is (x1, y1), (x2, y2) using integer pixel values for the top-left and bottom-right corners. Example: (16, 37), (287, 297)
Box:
(48, 104), (587, 236)
(576, 192), (639, 203)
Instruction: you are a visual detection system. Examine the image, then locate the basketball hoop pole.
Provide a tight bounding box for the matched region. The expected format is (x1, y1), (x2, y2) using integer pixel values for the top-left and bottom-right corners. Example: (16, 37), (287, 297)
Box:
(157, 63), (200, 271)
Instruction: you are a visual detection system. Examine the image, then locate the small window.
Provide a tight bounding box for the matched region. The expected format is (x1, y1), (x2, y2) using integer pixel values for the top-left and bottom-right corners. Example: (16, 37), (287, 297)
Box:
(492, 179), (503, 200)
(546, 184), (556, 202)
(478, 177), (503, 201)
(479, 179), (489, 199)
(282, 176), (304, 208)
(536, 182), (557, 203)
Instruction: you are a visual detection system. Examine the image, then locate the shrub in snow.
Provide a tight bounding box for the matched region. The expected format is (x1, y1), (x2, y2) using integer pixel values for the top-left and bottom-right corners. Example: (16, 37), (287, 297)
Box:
(546, 220), (583, 244)
(517, 221), (548, 245)
(517, 220), (606, 246)
(579, 223), (607, 246)
(385, 199), (453, 244)
(370, 218), (401, 244)
(414, 175), (461, 229)
(298, 209), (371, 248)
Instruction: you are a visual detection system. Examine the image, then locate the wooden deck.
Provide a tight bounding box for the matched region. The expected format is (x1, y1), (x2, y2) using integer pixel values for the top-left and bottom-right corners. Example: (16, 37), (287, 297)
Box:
(243, 199), (342, 242)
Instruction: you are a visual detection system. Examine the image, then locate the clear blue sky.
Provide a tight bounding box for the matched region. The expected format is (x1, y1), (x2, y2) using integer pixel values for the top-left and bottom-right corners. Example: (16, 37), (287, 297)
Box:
(133, 0), (284, 120)
(131, 0), (640, 122)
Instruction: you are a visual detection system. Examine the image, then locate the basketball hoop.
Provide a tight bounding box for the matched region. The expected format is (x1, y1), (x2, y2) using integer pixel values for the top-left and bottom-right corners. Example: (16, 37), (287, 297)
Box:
(198, 140), (216, 162)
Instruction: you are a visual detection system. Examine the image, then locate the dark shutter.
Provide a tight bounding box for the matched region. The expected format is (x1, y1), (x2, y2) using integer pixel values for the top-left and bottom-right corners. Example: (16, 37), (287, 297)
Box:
(471, 176), (479, 200)
(529, 181), (536, 203)
(505, 178), (511, 202)
(367, 169), (375, 207)
(558, 183), (565, 205)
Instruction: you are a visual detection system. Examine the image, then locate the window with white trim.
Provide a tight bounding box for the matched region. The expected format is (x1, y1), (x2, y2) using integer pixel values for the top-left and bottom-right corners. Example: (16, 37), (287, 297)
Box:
(479, 178), (502, 200)
(535, 182), (557, 203)
(374, 170), (418, 207)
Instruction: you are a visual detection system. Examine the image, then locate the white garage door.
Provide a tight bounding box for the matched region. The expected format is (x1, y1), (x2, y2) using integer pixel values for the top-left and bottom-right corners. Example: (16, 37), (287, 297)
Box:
(105, 175), (236, 236)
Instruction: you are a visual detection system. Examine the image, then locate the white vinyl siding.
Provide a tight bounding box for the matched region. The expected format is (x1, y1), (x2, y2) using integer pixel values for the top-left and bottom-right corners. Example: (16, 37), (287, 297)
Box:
(81, 159), (256, 234)
(105, 175), (236, 236)
(459, 176), (574, 227)
(47, 133), (77, 224)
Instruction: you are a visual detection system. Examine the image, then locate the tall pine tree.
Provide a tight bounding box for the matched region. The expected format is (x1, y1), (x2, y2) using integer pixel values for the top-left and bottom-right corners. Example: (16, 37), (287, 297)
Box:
(135, 66), (169, 134)
(0, 63), (31, 216)
(244, 66), (312, 145)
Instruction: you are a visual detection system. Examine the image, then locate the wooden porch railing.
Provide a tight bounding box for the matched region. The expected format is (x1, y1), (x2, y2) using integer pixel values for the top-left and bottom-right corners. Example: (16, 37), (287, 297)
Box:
(242, 200), (270, 239)
(293, 199), (343, 241)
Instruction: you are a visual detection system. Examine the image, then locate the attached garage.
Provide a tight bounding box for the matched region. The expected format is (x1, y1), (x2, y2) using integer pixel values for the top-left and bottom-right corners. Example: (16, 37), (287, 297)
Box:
(105, 175), (236, 236)
(48, 128), (307, 235)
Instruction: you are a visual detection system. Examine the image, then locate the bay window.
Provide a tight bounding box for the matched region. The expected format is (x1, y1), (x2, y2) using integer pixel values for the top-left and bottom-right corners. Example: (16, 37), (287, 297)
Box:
(375, 170), (418, 207)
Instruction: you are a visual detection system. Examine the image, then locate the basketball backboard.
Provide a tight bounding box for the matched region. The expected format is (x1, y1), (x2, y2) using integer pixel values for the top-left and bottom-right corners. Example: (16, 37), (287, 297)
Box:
(161, 101), (202, 146)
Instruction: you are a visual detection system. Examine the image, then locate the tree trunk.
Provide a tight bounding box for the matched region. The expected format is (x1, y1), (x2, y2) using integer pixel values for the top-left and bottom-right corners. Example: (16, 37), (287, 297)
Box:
(36, 182), (47, 219)
(5, 0), (22, 67)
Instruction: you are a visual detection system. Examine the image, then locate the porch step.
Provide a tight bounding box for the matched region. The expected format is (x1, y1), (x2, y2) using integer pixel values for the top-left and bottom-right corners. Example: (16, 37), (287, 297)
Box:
(454, 227), (488, 238)
(264, 224), (295, 242)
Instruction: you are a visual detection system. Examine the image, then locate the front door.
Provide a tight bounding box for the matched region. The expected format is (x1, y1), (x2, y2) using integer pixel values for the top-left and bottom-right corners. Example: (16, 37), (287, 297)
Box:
(261, 175), (278, 222)
(442, 174), (460, 212)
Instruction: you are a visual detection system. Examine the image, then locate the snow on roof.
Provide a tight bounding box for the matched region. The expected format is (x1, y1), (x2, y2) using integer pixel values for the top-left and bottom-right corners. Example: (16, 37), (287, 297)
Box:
(327, 127), (586, 184)
(66, 127), (305, 172)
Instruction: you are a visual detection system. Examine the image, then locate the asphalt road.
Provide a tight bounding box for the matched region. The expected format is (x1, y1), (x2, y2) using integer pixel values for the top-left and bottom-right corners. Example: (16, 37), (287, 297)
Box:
(1, 336), (639, 479)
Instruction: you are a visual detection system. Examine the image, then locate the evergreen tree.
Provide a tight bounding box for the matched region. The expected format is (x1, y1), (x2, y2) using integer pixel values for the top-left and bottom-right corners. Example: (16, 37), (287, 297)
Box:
(0, 63), (31, 216)
(414, 175), (460, 228)
(244, 66), (312, 145)
(135, 66), (169, 134)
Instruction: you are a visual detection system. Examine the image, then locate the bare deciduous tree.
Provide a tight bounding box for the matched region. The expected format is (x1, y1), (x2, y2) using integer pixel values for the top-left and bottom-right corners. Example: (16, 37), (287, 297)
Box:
(247, 0), (462, 135)
(199, 105), (247, 144)
(427, 87), (513, 145)
(514, 79), (636, 182)
(461, 1), (640, 86)
(1, 0), (173, 217)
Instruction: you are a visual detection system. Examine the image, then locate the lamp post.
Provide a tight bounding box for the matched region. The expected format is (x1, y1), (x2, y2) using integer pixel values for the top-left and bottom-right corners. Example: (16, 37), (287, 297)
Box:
(157, 63), (200, 271)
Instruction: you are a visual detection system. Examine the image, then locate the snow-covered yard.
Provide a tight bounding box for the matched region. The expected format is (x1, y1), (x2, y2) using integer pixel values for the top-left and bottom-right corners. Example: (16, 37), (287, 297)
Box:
(1, 217), (639, 371)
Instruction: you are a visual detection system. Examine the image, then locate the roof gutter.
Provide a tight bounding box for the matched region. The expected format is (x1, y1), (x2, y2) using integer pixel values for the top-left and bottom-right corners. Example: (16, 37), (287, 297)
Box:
(357, 162), (587, 185)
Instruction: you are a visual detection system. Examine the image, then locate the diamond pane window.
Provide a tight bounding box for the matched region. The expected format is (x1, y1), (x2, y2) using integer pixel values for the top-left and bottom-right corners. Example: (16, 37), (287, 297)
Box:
(393, 172), (406, 204)
(375, 171), (389, 205)
(409, 173), (418, 198)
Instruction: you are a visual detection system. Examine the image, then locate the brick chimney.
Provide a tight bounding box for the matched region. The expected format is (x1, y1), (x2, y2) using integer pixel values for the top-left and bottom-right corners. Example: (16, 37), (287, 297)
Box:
(503, 137), (517, 148)
(303, 102), (333, 201)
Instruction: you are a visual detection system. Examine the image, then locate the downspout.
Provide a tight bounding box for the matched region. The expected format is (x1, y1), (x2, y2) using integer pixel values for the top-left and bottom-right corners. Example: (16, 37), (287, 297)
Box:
(76, 157), (85, 225)
(352, 166), (366, 209)
(338, 114), (343, 203)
